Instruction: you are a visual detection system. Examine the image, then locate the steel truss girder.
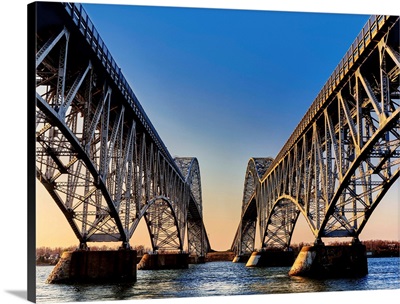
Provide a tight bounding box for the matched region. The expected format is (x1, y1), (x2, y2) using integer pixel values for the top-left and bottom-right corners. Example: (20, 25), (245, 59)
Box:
(231, 158), (274, 255)
(232, 16), (400, 251)
(35, 11), (209, 255)
(175, 157), (210, 256)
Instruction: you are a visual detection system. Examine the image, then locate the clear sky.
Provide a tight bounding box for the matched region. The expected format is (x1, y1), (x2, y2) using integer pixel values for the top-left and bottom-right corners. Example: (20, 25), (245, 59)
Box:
(35, 1), (399, 251)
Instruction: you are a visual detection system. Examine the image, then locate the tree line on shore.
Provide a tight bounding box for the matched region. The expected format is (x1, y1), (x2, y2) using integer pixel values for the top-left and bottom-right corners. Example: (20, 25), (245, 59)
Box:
(290, 239), (399, 257)
(36, 244), (152, 265)
(36, 240), (399, 265)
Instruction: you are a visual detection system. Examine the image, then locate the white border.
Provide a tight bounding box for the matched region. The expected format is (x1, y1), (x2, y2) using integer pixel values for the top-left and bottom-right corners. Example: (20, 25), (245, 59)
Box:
(1, 1), (398, 304)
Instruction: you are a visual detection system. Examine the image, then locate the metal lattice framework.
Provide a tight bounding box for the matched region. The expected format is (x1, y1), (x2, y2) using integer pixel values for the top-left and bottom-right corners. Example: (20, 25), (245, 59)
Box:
(232, 15), (400, 255)
(34, 2), (210, 256)
(231, 158), (274, 255)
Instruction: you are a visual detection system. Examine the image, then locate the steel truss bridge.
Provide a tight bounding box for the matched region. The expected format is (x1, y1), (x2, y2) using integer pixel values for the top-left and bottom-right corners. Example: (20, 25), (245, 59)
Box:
(232, 15), (400, 256)
(34, 2), (210, 257)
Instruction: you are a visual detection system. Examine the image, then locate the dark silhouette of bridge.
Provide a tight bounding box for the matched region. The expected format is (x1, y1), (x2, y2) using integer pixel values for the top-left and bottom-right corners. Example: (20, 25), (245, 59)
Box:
(232, 15), (400, 260)
(34, 2), (210, 258)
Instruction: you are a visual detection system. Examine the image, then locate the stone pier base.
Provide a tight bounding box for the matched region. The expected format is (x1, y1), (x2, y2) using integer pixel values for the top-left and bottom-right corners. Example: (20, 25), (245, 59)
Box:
(232, 254), (250, 263)
(188, 255), (206, 264)
(245, 250), (295, 267)
(288, 244), (368, 278)
(47, 250), (137, 284)
(137, 253), (189, 270)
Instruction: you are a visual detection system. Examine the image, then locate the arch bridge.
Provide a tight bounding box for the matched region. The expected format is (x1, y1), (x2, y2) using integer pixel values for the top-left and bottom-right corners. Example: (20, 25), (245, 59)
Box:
(232, 15), (400, 258)
(34, 2), (210, 258)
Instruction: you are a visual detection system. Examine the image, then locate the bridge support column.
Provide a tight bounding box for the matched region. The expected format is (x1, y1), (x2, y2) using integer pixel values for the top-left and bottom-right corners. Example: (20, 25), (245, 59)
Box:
(245, 250), (295, 267)
(47, 249), (137, 284)
(137, 253), (189, 270)
(288, 244), (368, 278)
(188, 255), (206, 264)
(232, 253), (251, 263)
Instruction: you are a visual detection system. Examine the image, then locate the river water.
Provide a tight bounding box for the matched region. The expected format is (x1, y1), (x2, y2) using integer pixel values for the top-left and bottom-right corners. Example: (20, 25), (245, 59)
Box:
(36, 257), (400, 303)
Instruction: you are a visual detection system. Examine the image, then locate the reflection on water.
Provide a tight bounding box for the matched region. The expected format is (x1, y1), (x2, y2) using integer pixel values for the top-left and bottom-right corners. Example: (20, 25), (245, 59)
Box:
(36, 257), (400, 303)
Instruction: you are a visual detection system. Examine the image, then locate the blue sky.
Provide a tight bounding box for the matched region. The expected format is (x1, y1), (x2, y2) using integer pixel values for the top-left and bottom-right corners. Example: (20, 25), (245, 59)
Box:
(34, 2), (399, 250)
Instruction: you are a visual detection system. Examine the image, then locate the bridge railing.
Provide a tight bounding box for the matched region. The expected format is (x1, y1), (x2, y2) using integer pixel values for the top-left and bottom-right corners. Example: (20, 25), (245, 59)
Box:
(264, 15), (392, 180)
(62, 2), (184, 179)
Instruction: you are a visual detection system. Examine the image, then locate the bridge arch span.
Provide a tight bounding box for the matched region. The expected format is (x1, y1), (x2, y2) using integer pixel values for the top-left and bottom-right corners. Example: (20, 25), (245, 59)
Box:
(34, 2), (210, 256)
(129, 196), (184, 252)
(174, 157), (210, 257)
(233, 15), (400, 255)
(262, 196), (300, 250)
(231, 158), (274, 256)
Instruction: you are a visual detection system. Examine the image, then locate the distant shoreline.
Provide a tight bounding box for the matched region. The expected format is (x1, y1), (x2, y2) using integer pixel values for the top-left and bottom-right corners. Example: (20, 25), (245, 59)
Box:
(35, 250), (399, 266)
(35, 240), (400, 266)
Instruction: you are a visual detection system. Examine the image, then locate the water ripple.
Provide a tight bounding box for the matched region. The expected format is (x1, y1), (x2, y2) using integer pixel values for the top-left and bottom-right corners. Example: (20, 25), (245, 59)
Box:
(36, 257), (400, 302)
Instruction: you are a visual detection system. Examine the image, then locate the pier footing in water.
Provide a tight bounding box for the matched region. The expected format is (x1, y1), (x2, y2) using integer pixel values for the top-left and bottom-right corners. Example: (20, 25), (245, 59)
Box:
(189, 255), (206, 264)
(47, 250), (137, 284)
(137, 253), (189, 270)
(289, 244), (368, 278)
(245, 250), (295, 267)
(232, 254), (251, 263)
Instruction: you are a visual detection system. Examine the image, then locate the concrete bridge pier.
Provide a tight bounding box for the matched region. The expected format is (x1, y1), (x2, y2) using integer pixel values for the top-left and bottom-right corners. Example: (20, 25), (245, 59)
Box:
(188, 255), (206, 264)
(232, 253), (251, 263)
(47, 249), (137, 284)
(245, 250), (295, 267)
(137, 252), (189, 270)
(289, 243), (368, 278)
